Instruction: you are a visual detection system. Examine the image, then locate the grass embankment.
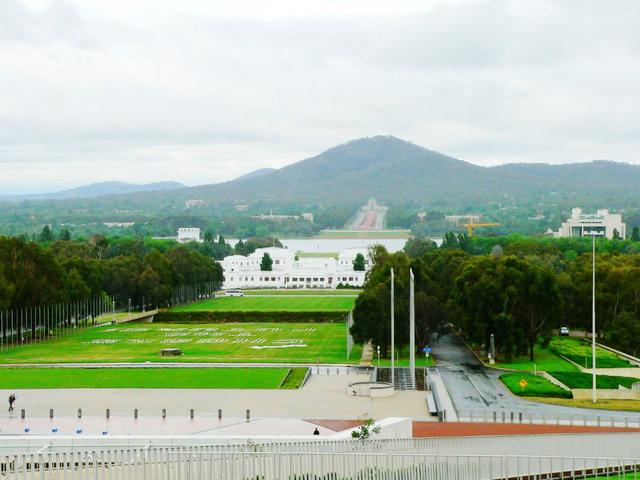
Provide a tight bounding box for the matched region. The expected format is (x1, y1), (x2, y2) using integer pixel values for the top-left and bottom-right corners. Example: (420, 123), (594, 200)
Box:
(500, 372), (572, 399)
(280, 368), (308, 389)
(495, 343), (578, 373)
(0, 367), (295, 389)
(548, 337), (633, 369)
(242, 289), (360, 296)
(549, 371), (640, 389)
(0, 322), (361, 364)
(529, 397), (640, 413)
(171, 296), (355, 312)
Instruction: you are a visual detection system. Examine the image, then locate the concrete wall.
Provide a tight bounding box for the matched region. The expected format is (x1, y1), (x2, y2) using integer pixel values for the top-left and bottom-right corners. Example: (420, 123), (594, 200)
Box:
(572, 388), (640, 400)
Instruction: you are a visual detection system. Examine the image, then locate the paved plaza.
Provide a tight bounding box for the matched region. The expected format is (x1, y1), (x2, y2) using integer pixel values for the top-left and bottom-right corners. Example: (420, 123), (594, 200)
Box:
(0, 373), (432, 436)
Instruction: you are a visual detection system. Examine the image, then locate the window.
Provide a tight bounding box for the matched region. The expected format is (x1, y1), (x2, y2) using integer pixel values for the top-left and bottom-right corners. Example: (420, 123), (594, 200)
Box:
(313, 278), (318, 282)
(275, 260), (280, 265)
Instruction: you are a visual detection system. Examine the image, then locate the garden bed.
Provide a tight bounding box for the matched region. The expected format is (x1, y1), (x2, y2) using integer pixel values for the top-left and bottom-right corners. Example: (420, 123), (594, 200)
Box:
(548, 337), (632, 369)
(500, 372), (572, 399)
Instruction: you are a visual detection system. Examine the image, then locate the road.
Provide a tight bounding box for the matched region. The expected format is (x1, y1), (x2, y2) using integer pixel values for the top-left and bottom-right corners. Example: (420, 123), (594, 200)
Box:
(432, 334), (640, 422)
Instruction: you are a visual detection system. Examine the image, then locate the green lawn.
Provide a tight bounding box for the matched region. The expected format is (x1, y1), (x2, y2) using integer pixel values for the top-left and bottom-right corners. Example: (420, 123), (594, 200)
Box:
(172, 296), (355, 312)
(0, 322), (360, 364)
(242, 289), (360, 296)
(500, 372), (572, 398)
(549, 371), (640, 389)
(0, 367), (301, 389)
(548, 337), (632, 368)
(375, 346), (436, 367)
(495, 343), (578, 373)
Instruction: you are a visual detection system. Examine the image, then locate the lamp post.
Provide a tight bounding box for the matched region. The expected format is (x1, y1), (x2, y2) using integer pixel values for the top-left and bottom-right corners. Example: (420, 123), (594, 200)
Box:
(376, 345), (380, 367)
(585, 230), (604, 403)
(390, 268), (395, 387)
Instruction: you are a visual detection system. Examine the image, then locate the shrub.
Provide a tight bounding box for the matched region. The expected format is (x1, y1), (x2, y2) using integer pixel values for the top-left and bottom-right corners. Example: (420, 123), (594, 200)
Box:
(548, 337), (632, 368)
(500, 373), (572, 398)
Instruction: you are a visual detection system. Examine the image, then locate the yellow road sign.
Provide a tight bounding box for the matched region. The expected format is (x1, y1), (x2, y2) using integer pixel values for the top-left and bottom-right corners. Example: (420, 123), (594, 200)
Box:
(519, 378), (528, 390)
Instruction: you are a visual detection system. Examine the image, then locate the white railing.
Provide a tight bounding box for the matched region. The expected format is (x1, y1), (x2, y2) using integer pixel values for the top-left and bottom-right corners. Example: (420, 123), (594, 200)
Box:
(1, 449), (640, 479)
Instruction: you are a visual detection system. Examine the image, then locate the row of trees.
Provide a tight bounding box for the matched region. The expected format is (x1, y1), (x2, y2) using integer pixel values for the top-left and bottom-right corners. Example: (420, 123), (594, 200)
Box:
(0, 235), (224, 311)
(352, 235), (640, 362)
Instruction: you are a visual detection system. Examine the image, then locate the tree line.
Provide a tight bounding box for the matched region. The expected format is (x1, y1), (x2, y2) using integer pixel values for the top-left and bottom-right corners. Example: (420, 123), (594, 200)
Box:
(0, 235), (224, 311)
(352, 235), (640, 362)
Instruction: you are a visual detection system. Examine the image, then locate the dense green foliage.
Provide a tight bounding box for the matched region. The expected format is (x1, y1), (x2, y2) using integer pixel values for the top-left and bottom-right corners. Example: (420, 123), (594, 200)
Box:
(549, 371), (640, 389)
(500, 372), (572, 398)
(353, 235), (640, 362)
(0, 236), (223, 310)
(548, 337), (632, 368)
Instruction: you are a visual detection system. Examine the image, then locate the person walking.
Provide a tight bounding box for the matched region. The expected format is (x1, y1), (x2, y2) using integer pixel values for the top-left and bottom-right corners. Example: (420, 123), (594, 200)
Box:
(8, 394), (15, 412)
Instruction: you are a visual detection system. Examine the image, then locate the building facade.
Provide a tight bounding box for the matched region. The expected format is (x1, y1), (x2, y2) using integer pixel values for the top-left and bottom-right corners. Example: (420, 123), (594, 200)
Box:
(220, 247), (370, 289)
(177, 227), (202, 243)
(550, 208), (626, 240)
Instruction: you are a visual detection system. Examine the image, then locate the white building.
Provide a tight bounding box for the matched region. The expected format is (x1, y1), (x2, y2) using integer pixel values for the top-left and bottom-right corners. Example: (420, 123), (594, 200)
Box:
(550, 208), (626, 240)
(220, 247), (371, 289)
(177, 227), (202, 243)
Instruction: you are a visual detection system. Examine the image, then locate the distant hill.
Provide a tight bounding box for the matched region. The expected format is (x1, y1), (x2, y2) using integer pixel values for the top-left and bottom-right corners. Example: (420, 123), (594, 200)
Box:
(233, 168), (277, 182)
(2, 136), (640, 218)
(0, 181), (185, 202)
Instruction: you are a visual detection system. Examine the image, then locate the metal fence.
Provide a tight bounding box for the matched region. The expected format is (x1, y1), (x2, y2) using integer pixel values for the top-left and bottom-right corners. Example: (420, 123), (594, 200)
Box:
(2, 449), (640, 479)
(0, 296), (114, 351)
(457, 409), (640, 428)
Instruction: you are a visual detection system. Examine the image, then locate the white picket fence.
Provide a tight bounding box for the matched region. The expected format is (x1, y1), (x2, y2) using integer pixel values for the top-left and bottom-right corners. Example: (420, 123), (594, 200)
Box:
(2, 449), (640, 479)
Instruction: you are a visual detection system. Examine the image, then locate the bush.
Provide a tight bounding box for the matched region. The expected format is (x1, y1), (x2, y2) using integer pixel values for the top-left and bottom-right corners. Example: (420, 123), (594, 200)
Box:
(548, 337), (632, 368)
(155, 311), (345, 324)
(500, 373), (572, 398)
(549, 371), (640, 389)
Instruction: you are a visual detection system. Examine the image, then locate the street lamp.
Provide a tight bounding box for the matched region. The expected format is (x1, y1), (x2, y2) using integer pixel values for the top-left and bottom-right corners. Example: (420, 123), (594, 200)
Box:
(584, 230), (605, 403)
(128, 298), (131, 314)
(390, 268), (395, 387)
(376, 345), (380, 367)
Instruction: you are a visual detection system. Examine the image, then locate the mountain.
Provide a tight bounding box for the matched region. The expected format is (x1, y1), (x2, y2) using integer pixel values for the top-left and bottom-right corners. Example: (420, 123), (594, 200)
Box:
(233, 168), (278, 182)
(0, 181), (185, 202)
(2, 136), (640, 219)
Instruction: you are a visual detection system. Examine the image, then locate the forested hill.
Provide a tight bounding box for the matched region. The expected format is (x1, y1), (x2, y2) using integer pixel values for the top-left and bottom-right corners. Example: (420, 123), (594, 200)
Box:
(2, 136), (640, 219)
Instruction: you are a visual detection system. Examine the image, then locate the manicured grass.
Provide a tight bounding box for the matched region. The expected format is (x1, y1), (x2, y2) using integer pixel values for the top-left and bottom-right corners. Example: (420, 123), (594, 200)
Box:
(549, 371), (640, 389)
(0, 367), (290, 389)
(529, 397), (640, 413)
(0, 322), (361, 364)
(295, 252), (339, 259)
(171, 296), (355, 312)
(279, 367), (308, 389)
(242, 289), (360, 296)
(495, 343), (578, 373)
(376, 346), (436, 367)
(548, 337), (632, 368)
(500, 372), (572, 398)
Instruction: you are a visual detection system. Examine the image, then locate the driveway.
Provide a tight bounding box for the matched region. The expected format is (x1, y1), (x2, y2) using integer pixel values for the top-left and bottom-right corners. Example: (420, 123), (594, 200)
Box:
(432, 334), (640, 423)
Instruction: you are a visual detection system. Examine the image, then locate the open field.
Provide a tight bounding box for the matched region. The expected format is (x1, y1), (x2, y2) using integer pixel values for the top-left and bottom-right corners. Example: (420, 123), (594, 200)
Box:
(0, 322), (360, 364)
(549, 337), (633, 368)
(241, 289), (360, 296)
(500, 372), (572, 398)
(0, 367), (307, 389)
(171, 296), (355, 312)
(495, 343), (579, 373)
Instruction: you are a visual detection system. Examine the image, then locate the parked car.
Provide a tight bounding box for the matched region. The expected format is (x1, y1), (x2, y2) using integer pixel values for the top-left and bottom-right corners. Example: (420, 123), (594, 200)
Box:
(559, 326), (570, 336)
(226, 289), (244, 297)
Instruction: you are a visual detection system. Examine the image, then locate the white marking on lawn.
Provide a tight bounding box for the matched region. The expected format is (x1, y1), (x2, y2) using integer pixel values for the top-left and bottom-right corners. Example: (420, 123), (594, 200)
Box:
(250, 344), (309, 349)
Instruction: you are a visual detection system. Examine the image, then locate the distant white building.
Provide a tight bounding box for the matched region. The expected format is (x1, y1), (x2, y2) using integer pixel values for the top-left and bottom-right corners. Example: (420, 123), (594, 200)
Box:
(185, 199), (207, 208)
(177, 227), (202, 243)
(220, 247), (370, 289)
(549, 208), (626, 240)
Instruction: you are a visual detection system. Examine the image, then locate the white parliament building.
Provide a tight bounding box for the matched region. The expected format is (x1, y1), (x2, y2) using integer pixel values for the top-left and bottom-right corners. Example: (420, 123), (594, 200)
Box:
(219, 247), (371, 289)
(549, 208), (626, 240)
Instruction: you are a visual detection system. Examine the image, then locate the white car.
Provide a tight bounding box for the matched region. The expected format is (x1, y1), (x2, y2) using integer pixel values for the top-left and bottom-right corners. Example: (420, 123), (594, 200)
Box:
(226, 289), (244, 297)
(559, 326), (570, 336)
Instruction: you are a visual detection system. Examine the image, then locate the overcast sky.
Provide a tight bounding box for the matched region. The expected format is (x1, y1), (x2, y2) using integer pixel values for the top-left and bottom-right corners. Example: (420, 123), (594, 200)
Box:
(1, 0), (639, 193)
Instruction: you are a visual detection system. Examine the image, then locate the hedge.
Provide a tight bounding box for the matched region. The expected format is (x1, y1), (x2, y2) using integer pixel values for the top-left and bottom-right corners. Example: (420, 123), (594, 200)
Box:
(549, 371), (640, 390)
(155, 311), (346, 324)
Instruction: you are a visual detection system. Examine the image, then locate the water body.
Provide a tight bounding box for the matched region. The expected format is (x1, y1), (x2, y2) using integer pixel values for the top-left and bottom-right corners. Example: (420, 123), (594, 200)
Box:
(226, 237), (443, 253)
